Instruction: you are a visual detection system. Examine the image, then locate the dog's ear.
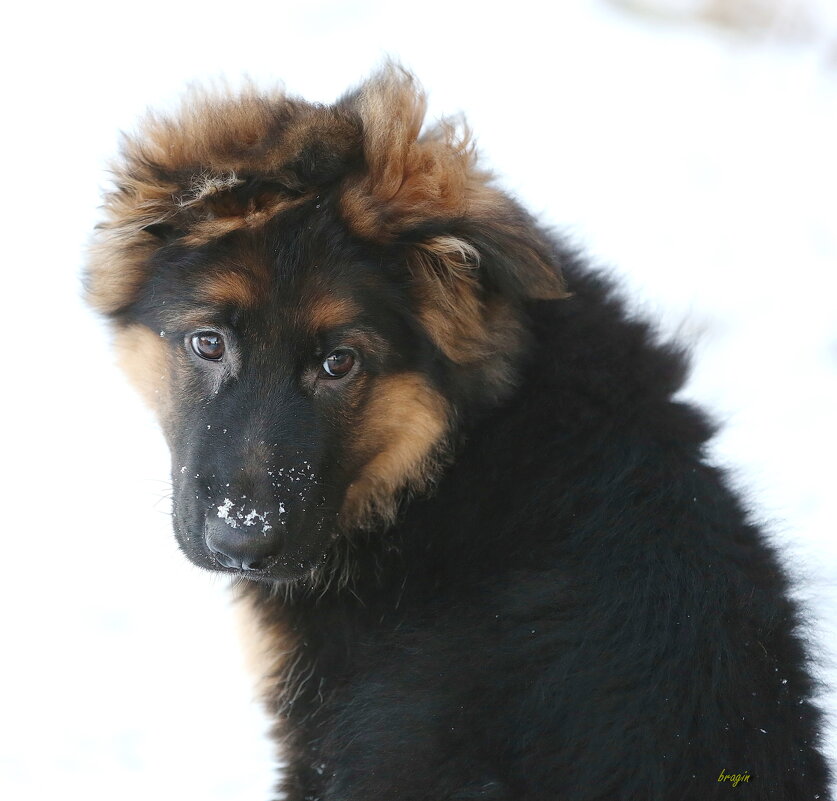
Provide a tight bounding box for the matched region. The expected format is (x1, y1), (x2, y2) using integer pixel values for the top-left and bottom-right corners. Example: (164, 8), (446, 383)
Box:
(408, 215), (566, 308)
(339, 65), (567, 304)
(405, 236), (487, 365)
(407, 224), (567, 366)
(455, 193), (568, 302)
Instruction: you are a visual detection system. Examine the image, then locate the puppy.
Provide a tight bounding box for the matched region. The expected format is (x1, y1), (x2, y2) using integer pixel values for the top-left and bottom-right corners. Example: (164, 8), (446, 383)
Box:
(86, 66), (831, 800)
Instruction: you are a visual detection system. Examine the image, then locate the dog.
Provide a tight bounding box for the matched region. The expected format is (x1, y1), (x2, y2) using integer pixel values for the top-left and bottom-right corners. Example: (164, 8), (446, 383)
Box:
(86, 66), (831, 800)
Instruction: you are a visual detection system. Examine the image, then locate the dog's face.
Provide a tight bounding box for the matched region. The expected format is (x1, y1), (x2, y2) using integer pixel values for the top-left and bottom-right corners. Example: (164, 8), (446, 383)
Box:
(120, 206), (455, 580)
(88, 67), (566, 583)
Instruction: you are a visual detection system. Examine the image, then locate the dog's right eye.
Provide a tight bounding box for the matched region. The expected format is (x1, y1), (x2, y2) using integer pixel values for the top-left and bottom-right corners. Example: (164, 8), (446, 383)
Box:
(190, 331), (225, 361)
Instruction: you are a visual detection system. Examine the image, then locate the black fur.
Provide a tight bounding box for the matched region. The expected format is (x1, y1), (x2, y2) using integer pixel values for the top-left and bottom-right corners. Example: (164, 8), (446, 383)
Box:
(237, 259), (831, 800)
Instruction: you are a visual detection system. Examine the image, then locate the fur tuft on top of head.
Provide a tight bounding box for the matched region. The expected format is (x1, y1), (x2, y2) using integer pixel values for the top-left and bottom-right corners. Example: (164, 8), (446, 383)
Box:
(86, 63), (567, 316)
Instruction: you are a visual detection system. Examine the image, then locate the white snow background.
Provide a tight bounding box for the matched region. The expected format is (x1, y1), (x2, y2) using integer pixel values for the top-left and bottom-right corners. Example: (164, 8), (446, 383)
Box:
(0, 1), (835, 798)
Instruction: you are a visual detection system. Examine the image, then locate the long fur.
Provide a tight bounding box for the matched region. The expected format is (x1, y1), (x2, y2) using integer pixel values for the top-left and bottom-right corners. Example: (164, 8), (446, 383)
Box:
(87, 66), (832, 800)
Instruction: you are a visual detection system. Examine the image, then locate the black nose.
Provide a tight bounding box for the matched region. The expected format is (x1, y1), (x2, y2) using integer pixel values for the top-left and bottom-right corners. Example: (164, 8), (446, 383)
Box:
(205, 516), (279, 571)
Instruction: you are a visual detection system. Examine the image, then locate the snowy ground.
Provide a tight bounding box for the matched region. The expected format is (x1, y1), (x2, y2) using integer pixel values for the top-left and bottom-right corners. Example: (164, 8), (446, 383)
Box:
(1, 1), (835, 798)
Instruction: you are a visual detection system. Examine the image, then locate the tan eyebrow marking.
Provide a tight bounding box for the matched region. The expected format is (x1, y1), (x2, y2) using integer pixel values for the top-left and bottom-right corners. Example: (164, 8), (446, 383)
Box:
(307, 296), (361, 331)
(199, 270), (263, 308)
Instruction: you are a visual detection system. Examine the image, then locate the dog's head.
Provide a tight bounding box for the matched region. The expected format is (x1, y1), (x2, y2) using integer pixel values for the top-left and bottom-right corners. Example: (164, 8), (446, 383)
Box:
(86, 66), (566, 582)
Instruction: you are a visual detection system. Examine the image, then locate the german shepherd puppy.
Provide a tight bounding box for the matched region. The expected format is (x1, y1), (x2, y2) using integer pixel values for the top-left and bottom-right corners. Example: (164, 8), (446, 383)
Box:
(86, 67), (831, 800)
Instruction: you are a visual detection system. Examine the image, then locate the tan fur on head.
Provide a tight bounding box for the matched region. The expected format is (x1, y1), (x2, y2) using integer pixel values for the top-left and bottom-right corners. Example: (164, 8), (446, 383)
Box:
(86, 83), (360, 314)
(306, 296), (362, 333)
(337, 65), (568, 304)
(338, 68), (476, 240)
(199, 269), (266, 308)
(86, 64), (567, 319)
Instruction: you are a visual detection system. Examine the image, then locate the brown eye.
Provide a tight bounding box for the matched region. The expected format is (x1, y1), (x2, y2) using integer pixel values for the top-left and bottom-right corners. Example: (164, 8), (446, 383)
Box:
(322, 349), (355, 378)
(190, 331), (225, 361)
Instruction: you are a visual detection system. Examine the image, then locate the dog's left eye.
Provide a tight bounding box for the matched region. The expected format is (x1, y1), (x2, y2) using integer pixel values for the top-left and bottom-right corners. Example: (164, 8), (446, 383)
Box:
(321, 350), (355, 378)
(191, 331), (225, 361)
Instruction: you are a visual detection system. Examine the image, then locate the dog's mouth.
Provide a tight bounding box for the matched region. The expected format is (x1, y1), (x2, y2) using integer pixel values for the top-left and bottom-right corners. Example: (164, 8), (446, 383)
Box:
(209, 549), (328, 583)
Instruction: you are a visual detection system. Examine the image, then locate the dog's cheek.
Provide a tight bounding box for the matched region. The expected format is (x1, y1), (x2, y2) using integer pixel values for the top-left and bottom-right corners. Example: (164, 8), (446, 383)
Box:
(339, 372), (450, 529)
(114, 323), (173, 421)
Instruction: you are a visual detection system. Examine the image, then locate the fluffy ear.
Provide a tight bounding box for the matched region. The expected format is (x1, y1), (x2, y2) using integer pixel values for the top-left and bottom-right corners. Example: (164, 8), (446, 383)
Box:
(407, 226), (567, 367)
(458, 191), (569, 302)
(407, 236), (484, 363)
(338, 65), (567, 303)
(338, 67), (473, 241)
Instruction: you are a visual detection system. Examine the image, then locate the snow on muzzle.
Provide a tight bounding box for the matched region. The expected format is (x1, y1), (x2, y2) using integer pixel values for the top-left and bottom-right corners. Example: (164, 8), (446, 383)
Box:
(204, 461), (324, 572)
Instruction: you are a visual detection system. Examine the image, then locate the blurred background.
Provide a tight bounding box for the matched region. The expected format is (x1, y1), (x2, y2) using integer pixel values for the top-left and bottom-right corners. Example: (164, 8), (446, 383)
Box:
(1, 1), (835, 798)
